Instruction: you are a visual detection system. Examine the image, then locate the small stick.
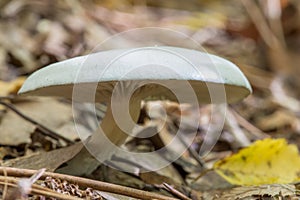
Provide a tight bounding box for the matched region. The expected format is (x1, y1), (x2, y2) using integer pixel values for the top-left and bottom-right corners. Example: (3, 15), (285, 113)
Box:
(230, 107), (269, 139)
(0, 95), (15, 100)
(0, 101), (74, 144)
(241, 0), (281, 49)
(2, 168), (8, 200)
(163, 183), (192, 200)
(0, 167), (178, 200)
(225, 109), (251, 147)
(177, 133), (205, 167)
(192, 168), (214, 183)
(0, 179), (81, 200)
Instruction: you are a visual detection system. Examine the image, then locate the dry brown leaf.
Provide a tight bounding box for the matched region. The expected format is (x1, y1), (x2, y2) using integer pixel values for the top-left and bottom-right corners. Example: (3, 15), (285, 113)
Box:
(256, 109), (298, 132)
(0, 97), (74, 146)
(3, 143), (83, 171)
(140, 171), (180, 186)
(55, 147), (101, 176)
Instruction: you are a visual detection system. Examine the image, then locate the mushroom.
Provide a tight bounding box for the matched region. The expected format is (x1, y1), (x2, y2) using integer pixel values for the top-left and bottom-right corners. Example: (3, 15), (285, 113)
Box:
(18, 46), (252, 160)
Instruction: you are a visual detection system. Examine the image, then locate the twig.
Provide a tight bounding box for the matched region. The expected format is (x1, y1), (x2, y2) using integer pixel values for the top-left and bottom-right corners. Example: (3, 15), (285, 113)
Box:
(177, 133), (205, 168)
(2, 168), (8, 200)
(0, 101), (74, 144)
(0, 167), (178, 200)
(241, 0), (281, 49)
(192, 168), (214, 183)
(225, 109), (251, 147)
(270, 77), (300, 113)
(0, 95), (15, 100)
(0, 178), (81, 200)
(259, 0), (286, 47)
(230, 107), (269, 139)
(163, 183), (191, 200)
(241, 0), (293, 77)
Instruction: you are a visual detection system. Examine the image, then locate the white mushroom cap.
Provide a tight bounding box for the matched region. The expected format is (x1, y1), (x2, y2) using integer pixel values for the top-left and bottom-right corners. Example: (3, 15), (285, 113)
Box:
(18, 46), (251, 103)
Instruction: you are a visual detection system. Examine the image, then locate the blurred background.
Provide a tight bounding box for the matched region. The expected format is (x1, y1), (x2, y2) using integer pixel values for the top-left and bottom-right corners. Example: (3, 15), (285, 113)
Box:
(1, 0), (300, 195)
(1, 0), (300, 139)
(0, 0), (299, 80)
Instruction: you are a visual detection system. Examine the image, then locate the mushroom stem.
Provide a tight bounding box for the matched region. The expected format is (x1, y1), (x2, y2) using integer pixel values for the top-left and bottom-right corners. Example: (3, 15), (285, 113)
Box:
(57, 93), (143, 175)
(100, 98), (142, 146)
(84, 94), (142, 160)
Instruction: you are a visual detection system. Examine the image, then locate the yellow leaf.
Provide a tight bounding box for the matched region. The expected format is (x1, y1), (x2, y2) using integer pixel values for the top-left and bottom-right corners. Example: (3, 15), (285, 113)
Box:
(213, 138), (300, 185)
(0, 76), (26, 96)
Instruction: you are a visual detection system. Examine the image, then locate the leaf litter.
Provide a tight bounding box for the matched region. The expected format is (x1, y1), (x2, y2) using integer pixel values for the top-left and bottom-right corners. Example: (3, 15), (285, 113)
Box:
(1, 0), (300, 199)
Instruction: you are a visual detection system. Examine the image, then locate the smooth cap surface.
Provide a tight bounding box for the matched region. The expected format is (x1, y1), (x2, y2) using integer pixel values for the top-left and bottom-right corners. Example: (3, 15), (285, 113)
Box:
(18, 46), (252, 104)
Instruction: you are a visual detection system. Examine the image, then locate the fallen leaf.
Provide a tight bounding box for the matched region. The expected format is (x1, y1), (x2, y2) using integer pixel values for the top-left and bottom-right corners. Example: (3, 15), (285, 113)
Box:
(0, 76), (26, 96)
(213, 138), (300, 185)
(3, 143), (83, 171)
(0, 97), (75, 146)
(55, 147), (101, 176)
(256, 110), (298, 132)
(140, 171), (180, 186)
